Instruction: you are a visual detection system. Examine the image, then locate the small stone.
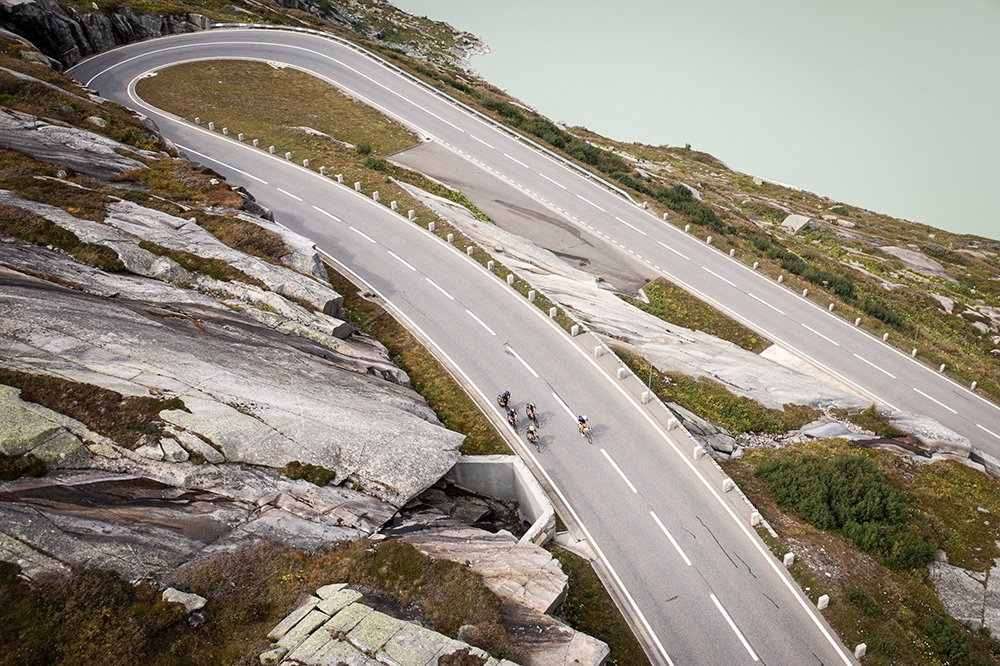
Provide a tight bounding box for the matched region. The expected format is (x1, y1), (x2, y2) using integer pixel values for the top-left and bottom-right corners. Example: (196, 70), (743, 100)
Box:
(259, 647), (288, 666)
(162, 588), (207, 613)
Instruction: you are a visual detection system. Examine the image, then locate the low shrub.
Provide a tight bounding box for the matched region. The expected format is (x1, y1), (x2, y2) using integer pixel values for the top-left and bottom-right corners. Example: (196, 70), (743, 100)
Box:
(753, 452), (934, 569)
(281, 460), (337, 487)
(0, 201), (125, 272)
(0, 452), (46, 480)
(138, 240), (266, 288)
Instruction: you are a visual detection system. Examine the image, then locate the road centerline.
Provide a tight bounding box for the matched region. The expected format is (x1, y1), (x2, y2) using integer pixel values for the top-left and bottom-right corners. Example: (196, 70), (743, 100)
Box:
(602, 449), (638, 493)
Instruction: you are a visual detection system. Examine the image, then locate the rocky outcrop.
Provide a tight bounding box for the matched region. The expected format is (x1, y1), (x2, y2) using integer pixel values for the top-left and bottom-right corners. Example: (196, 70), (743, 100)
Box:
(0, 0), (205, 68)
(929, 548), (1000, 634)
(263, 583), (521, 666)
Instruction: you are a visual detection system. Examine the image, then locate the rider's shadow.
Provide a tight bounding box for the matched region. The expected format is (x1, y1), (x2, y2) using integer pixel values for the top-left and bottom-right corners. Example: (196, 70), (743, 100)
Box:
(533, 435), (551, 453)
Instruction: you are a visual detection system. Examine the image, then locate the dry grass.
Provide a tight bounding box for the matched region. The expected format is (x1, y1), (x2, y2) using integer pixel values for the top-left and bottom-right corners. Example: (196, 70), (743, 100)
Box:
(0, 368), (187, 450)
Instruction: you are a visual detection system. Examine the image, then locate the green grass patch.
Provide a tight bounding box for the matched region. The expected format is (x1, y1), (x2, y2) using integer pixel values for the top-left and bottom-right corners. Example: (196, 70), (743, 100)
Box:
(191, 212), (289, 263)
(137, 240), (266, 288)
(324, 263), (509, 456)
(833, 404), (906, 438)
(753, 450), (934, 569)
(0, 200), (125, 272)
(614, 346), (818, 435)
(0, 368), (187, 450)
(280, 460), (337, 487)
(623, 277), (770, 352)
(725, 441), (1000, 665)
(0, 150), (110, 222)
(0, 452), (46, 480)
(0, 539), (523, 665)
(549, 545), (651, 666)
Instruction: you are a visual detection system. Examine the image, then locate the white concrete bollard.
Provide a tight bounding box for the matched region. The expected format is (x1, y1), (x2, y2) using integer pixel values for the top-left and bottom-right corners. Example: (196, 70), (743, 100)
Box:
(667, 417), (679, 431)
(372, 191), (379, 201)
(571, 324), (580, 336)
(817, 594), (829, 610)
(753, 261), (759, 270)
(507, 274), (515, 286)
(694, 445), (705, 459)
(285, 152), (292, 160)
(854, 644), (867, 659)
(685, 224), (691, 232)
(428, 221), (435, 232)
(269, 146), (276, 154)
(238, 133), (244, 141)
(911, 348), (918, 357)
(855, 317), (862, 326)
(594, 345), (603, 358)
(528, 290), (536, 301)
(802, 288), (808, 297)
(940, 363), (946, 372)
(641, 390), (651, 404)
(390, 201), (397, 210)
(828, 303), (835, 311)
(750, 511), (761, 526)
(208, 121), (214, 130)
(467, 246), (474, 255)
(303, 159), (309, 168)
(487, 260), (495, 270)
(706, 236), (713, 245)
(972, 381), (978, 390)
(446, 233), (454, 243)
(319, 166), (327, 175)
(253, 139), (259, 148)
(222, 127), (228, 136)
(549, 307), (557, 318)
(663, 212), (669, 220)
(783, 552), (795, 567)
(883, 332), (889, 342)
(337, 174), (344, 183)
(617, 367), (628, 379)
(408, 210), (415, 220)
(194, 117), (200, 125)
(777, 275), (784, 283)
(722, 478), (734, 493)
(729, 248), (735, 257)
(354, 181), (361, 191)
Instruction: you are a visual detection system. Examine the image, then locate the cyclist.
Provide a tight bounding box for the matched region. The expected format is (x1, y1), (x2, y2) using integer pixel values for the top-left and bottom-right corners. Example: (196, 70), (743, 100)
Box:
(526, 424), (539, 448)
(577, 415), (589, 435)
(497, 391), (510, 409)
(525, 402), (538, 424)
(507, 407), (518, 427)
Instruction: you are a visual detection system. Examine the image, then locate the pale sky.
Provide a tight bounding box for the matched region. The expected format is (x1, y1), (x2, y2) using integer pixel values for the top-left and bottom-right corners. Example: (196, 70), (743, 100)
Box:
(393, 0), (1000, 241)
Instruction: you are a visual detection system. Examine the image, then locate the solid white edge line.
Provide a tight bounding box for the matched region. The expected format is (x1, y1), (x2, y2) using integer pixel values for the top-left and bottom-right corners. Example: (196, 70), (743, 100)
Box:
(311, 205), (342, 222)
(465, 309), (497, 336)
(656, 240), (689, 261)
(601, 448), (638, 493)
(349, 226), (376, 243)
(276, 187), (302, 201)
(387, 250), (416, 271)
(852, 353), (896, 379)
(615, 216), (648, 236)
(650, 511), (692, 566)
(425, 277), (454, 300)
(914, 387), (957, 414)
(506, 344), (539, 377)
(802, 323), (840, 347)
(174, 143), (267, 184)
(710, 593), (760, 662)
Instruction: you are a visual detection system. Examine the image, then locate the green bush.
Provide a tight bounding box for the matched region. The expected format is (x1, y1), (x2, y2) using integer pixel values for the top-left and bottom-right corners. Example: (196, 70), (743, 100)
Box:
(0, 452), (46, 480)
(754, 453), (934, 569)
(364, 155), (390, 171)
(355, 142), (371, 155)
(281, 460), (337, 487)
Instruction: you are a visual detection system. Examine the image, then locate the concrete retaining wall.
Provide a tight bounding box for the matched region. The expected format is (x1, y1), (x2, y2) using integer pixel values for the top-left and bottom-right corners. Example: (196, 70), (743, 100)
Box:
(446, 454), (555, 546)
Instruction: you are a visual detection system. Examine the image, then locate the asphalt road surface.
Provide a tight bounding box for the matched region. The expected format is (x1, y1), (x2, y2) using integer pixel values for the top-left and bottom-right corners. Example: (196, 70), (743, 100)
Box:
(67, 26), (1000, 664)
